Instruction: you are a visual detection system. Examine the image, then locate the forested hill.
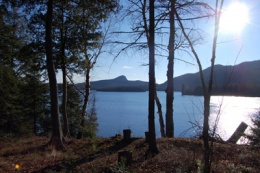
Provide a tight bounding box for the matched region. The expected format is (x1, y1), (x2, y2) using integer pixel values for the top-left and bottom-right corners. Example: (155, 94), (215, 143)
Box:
(76, 60), (260, 96)
(76, 75), (148, 92)
(158, 60), (260, 96)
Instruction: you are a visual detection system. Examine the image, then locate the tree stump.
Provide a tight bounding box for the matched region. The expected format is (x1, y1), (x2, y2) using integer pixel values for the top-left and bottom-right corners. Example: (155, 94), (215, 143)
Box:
(118, 150), (132, 166)
(227, 121), (248, 144)
(123, 129), (131, 140)
(145, 131), (149, 142)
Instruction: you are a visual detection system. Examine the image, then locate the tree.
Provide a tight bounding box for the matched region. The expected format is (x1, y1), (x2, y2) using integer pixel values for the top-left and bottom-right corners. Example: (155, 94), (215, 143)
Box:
(165, 0), (211, 138)
(148, 0), (159, 153)
(65, 84), (82, 137)
(176, 0), (223, 172)
(118, 0), (206, 139)
(53, 1), (70, 137)
(0, 2), (26, 136)
(19, 72), (49, 135)
(0, 1), (51, 137)
(247, 110), (260, 146)
(117, 0), (166, 138)
(45, 0), (64, 150)
(165, 0), (176, 138)
(63, 0), (118, 139)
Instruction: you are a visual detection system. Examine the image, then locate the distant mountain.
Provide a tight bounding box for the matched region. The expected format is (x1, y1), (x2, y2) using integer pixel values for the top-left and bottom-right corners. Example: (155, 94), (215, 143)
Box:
(76, 75), (149, 92)
(158, 60), (260, 96)
(76, 60), (260, 96)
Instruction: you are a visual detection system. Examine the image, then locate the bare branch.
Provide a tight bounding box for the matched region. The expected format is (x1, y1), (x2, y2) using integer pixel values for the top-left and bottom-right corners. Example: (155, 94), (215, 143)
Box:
(176, 10), (207, 93)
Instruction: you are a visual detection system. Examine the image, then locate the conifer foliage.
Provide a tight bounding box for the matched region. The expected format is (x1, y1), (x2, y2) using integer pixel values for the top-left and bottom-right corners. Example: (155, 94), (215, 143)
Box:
(247, 110), (260, 146)
(0, 0), (116, 144)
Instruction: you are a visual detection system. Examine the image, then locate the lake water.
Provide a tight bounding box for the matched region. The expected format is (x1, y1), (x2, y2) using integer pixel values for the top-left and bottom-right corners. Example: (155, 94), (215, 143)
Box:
(93, 91), (260, 140)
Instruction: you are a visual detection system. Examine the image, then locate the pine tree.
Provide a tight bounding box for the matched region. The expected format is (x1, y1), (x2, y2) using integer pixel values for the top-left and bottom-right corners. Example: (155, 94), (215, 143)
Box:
(0, 2), (26, 136)
(247, 110), (260, 146)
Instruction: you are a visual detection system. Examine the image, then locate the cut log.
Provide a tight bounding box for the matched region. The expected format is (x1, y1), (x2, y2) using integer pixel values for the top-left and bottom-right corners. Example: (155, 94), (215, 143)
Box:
(227, 122), (248, 144)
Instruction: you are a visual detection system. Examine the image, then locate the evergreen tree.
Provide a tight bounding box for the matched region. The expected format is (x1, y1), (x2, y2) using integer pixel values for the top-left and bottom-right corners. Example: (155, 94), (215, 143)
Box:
(84, 94), (98, 138)
(66, 84), (82, 137)
(247, 110), (260, 146)
(0, 2), (26, 136)
(19, 72), (49, 135)
(0, 65), (21, 135)
(64, 84), (98, 138)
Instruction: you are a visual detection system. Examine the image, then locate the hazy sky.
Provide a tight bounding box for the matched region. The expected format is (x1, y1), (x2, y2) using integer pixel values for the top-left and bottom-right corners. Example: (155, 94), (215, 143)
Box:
(65, 0), (260, 84)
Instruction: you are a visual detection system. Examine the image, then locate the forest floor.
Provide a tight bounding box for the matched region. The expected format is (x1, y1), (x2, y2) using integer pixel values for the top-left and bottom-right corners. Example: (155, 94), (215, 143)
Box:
(0, 135), (259, 173)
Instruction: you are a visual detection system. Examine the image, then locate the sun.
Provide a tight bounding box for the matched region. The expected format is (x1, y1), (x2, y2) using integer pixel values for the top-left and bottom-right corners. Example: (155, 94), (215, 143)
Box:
(220, 2), (249, 34)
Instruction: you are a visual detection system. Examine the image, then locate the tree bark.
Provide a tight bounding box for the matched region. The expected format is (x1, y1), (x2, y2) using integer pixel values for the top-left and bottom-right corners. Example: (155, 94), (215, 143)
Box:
(165, 0), (175, 138)
(60, 5), (69, 137)
(45, 0), (64, 150)
(148, 0), (158, 153)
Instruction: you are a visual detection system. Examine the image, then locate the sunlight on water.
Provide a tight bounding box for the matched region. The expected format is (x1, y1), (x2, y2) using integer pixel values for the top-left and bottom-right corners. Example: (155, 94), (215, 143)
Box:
(95, 91), (260, 143)
(210, 96), (260, 141)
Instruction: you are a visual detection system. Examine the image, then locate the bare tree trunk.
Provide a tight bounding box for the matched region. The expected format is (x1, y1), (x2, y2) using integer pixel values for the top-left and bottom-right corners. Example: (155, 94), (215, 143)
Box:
(140, 0), (164, 138)
(45, 0), (64, 150)
(175, 1), (224, 172)
(77, 67), (91, 139)
(203, 94), (210, 173)
(165, 0), (175, 138)
(203, 2), (224, 172)
(154, 85), (165, 137)
(148, 0), (158, 153)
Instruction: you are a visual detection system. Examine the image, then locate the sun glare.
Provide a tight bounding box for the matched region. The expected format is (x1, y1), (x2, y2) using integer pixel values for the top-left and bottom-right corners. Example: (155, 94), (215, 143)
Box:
(220, 2), (249, 34)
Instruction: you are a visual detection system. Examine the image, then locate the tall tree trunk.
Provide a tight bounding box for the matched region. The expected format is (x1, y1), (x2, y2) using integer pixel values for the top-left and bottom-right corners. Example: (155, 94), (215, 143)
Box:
(175, 1), (224, 172)
(203, 94), (210, 173)
(33, 98), (37, 135)
(203, 2), (224, 172)
(45, 0), (64, 150)
(62, 56), (68, 137)
(148, 0), (158, 153)
(77, 67), (91, 139)
(165, 0), (175, 138)
(61, 6), (69, 137)
(33, 82), (37, 135)
(141, 0), (164, 138)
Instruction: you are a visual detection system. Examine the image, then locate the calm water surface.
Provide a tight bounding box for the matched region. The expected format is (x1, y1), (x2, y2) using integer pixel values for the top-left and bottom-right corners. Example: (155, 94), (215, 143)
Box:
(93, 91), (260, 140)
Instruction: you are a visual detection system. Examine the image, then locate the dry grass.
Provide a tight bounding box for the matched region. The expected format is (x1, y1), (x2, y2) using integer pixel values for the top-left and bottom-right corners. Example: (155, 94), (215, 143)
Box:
(0, 135), (259, 173)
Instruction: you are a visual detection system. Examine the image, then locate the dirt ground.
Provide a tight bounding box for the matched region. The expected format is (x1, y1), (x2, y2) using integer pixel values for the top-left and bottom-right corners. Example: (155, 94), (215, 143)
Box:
(0, 136), (259, 172)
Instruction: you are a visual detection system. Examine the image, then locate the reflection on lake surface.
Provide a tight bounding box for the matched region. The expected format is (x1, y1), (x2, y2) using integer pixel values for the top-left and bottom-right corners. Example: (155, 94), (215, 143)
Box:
(210, 96), (260, 141)
(93, 91), (260, 141)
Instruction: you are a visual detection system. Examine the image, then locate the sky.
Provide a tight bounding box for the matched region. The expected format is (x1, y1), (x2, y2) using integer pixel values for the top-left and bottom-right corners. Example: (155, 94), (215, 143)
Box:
(63, 0), (260, 84)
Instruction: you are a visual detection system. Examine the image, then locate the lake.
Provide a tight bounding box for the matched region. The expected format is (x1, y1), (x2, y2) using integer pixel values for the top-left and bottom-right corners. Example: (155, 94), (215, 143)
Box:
(92, 91), (260, 141)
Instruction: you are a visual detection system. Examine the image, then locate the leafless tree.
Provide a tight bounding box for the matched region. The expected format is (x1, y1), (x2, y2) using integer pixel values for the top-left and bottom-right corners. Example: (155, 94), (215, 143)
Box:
(148, 0), (159, 153)
(176, 0), (224, 172)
